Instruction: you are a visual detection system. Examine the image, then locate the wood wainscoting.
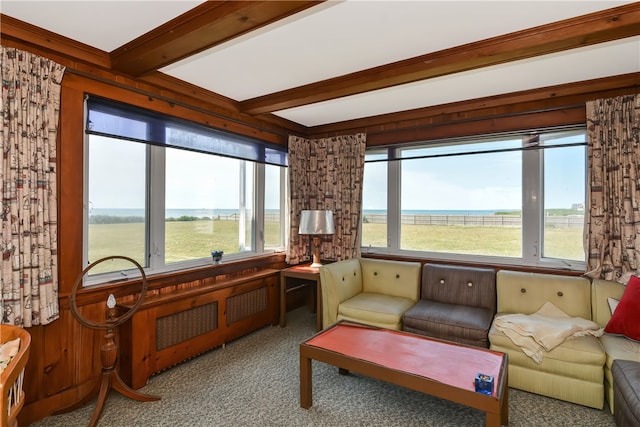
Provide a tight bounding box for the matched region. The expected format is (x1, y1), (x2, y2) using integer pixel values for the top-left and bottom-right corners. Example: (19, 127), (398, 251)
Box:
(118, 269), (279, 389)
(20, 255), (285, 426)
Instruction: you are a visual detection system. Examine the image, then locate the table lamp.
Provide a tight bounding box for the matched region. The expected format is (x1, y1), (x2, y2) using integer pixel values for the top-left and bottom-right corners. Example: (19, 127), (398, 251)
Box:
(299, 210), (335, 267)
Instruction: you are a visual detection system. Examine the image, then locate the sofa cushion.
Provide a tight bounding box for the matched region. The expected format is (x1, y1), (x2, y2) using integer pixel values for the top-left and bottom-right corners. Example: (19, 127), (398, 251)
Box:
(489, 324), (605, 366)
(600, 334), (640, 371)
(605, 275), (640, 341)
(403, 300), (494, 346)
(492, 302), (602, 364)
(496, 270), (591, 319)
(359, 258), (421, 301)
(612, 360), (640, 427)
(421, 264), (496, 312)
(338, 292), (415, 329)
(502, 347), (605, 383)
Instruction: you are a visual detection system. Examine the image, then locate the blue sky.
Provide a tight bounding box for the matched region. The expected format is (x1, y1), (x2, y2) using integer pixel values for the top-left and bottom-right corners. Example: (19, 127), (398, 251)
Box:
(91, 133), (585, 213)
(89, 136), (281, 210)
(363, 135), (586, 211)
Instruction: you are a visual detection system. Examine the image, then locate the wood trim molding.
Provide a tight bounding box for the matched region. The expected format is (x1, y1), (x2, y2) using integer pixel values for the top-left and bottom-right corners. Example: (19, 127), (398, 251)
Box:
(239, 3), (640, 115)
(365, 107), (586, 147)
(60, 254), (286, 309)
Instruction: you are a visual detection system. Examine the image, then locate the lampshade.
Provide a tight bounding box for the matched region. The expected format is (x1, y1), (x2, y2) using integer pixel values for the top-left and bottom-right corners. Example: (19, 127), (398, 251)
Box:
(299, 210), (335, 235)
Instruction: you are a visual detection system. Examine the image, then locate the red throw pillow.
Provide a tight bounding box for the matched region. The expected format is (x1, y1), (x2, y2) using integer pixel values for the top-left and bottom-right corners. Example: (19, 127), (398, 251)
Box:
(605, 275), (640, 341)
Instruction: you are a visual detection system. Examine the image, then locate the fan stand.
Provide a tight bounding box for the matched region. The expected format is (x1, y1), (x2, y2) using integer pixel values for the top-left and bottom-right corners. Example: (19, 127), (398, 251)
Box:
(57, 256), (160, 427)
(87, 307), (160, 427)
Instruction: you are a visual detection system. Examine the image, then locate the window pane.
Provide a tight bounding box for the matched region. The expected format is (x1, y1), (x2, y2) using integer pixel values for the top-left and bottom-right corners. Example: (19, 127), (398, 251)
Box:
(543, 142), (586, 261)
(399, 143), (522, 257)
(87, 135), (147, 275)
(165, 148), (254, 263)
(264, 164), (284, 249)
(362, 153), (387, 248)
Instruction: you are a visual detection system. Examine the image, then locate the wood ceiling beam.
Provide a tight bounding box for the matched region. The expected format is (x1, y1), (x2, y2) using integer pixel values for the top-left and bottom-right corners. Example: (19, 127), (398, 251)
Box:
(110, 1), (324, 77)
(308, 73), (640, 137)
(240, 3), (640, 115)
(0, 14), (111, 68)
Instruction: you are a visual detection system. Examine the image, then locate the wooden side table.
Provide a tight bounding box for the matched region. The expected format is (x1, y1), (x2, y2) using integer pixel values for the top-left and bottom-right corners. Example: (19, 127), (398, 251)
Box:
(280, 263), (322, 331)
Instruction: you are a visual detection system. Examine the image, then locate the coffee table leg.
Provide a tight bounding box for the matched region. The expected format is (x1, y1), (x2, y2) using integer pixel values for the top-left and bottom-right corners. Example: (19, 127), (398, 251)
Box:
(300, 353), (312, 408)
(486, 411), (501, 427)
(502, 385), (509, 425)
(486, 386), (509, 426)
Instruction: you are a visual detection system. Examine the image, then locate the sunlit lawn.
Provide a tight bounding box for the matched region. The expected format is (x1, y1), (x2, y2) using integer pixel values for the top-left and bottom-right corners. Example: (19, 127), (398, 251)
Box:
(88, 219), (584, 274)
(88, 220), (280, 274)
(363, 223), (584, 260)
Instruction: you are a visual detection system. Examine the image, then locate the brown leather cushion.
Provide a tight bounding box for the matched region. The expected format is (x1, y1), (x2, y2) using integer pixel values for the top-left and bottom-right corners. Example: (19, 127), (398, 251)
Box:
(403, 300), (494, 348)
(613, 359), (640, 426)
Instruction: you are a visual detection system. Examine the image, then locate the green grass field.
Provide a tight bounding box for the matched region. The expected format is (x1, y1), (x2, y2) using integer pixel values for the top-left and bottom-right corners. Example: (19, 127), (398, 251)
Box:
(362, 223), (584, 260)
(88, 219), (281, 274)
(88, 219), (584, 274)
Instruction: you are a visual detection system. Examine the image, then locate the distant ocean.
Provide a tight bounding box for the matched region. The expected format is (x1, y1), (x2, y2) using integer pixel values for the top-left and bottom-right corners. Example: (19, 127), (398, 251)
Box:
(90, 208), (248, 218)
(363, 209), (516, 216)
(90, 208), (517, 218)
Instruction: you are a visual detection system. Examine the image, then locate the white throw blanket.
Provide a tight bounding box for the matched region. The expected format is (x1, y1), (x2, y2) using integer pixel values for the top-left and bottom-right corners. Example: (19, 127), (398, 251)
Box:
(494, 301), (603, 364)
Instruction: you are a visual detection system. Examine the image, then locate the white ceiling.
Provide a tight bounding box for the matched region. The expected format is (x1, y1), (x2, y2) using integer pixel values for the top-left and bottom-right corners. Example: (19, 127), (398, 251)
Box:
(2, 0), (639, 127)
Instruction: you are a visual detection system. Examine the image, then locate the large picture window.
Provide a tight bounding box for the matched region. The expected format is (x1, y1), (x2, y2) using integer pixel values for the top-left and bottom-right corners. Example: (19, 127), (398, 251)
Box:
(84, 96), (287, 282)
(362, 128), (586, 270)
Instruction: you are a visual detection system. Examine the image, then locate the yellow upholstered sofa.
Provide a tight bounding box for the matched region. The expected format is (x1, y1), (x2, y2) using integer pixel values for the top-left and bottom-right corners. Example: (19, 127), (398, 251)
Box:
(319, 258), (421, 330)
(488, 270), (606, 409)
(489, 270), (640, 412)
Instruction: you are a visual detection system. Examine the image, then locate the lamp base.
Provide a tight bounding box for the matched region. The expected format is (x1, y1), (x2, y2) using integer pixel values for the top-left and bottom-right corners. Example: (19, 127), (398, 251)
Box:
(311, 237), (322, 268)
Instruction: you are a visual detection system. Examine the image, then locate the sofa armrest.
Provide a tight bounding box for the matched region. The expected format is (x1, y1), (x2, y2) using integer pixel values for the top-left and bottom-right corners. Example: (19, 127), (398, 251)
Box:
(360, 258), (421, 301)
(320, 258), (363, 328)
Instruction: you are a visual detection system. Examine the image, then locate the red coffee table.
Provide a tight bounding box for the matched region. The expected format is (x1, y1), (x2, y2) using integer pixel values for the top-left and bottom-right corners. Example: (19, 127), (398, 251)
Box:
(300, 321), (508, 426)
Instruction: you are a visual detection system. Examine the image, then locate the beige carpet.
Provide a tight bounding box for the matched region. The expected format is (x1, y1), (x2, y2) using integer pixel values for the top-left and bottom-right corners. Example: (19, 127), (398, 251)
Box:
(33, 307), (616, 426)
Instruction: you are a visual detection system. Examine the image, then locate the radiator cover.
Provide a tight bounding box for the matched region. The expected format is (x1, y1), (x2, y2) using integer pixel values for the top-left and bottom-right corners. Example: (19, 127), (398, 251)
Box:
(156, 302), (218, 351)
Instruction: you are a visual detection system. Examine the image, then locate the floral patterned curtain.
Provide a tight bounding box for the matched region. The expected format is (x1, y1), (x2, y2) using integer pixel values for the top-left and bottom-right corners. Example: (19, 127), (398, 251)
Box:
(1, 46), (65, 326)
(585, 94), (640, 281)
(287, 133), (366, 265)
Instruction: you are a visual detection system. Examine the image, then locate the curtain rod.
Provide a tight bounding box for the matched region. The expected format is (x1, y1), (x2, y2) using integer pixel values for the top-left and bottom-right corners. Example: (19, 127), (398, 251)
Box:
(365, 141), (587, 163)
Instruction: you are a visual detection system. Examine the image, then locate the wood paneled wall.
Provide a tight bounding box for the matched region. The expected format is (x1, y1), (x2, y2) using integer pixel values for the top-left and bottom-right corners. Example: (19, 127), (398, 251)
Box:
(1, 13), (638, 426)
(16, 57), (290, 427)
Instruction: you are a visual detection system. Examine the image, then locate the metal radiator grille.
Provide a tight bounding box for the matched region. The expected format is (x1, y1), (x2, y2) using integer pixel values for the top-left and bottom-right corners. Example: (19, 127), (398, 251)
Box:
(227, 286), (268, 325)
(156, 302), (218, 351)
